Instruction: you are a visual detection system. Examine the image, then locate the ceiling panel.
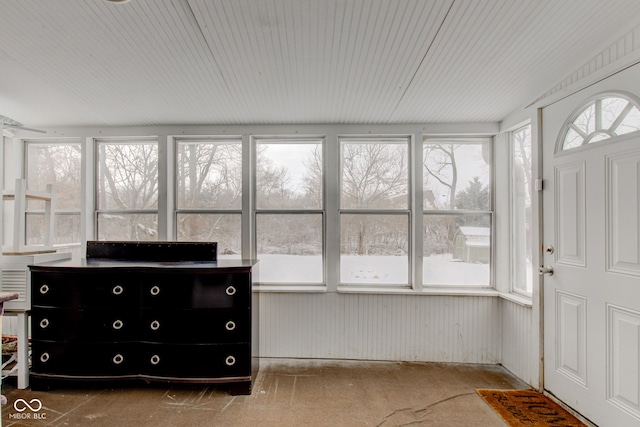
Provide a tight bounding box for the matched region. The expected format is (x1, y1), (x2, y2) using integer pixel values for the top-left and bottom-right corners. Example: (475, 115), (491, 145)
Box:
(188, 0), (452, 124)
(0, 0), (639, 128)
(391, 0), (640, 123)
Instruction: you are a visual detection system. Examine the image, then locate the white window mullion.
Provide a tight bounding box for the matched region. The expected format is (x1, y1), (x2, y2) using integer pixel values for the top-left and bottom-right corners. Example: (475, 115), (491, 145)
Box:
(157, 134), (169, 241)
(243, 134), (253, 259)
(85, 137), (95, 244)
(413, 132), (424, 291)
(325, 133), (339, 291)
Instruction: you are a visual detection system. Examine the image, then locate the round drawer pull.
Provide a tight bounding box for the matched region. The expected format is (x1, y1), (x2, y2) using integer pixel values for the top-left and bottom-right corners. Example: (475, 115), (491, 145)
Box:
(225, 320), (236, 331)
(112, 285), (124, 295)
(112, 354), (124, 365)
(40, 352), (50, 363)
(39, 318), (50, 329)
(112, 319), (124, 330)
(150, 355), (161, 365)
(150, 285), (160, 296)
(39, 284), (50, 295)
(150, 320), (161, 331)
(225, 286), (237, 296)
(225, 355), (236, 366)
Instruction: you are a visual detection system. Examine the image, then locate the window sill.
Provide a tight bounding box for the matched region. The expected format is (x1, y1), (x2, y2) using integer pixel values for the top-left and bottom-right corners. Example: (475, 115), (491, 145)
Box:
(253, 285), (522, 301)
(499, 292), (533, 307)
(337, 285), (500, 297)
(254, 285), (327, 293)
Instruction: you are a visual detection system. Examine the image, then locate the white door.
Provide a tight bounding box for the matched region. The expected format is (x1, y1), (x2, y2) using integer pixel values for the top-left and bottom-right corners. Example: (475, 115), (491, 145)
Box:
(542, 64), (640, 427)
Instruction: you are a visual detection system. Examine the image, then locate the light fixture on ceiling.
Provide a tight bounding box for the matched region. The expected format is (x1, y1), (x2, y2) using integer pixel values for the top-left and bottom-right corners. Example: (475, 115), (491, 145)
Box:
(0, 115), (46, 134)
(104, 0), (131, 4)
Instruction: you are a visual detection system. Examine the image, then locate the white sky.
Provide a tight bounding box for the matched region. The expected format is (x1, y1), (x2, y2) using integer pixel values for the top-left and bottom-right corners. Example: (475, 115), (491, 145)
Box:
(260, 143), (318, 193)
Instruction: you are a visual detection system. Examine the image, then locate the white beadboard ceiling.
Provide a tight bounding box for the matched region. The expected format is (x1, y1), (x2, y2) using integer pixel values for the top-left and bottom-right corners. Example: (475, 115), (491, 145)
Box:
(1, 0), (639, 128)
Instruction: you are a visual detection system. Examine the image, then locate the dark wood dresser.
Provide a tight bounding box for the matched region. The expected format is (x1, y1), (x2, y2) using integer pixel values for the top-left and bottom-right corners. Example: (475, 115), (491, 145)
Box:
(28, 241), (259, 395)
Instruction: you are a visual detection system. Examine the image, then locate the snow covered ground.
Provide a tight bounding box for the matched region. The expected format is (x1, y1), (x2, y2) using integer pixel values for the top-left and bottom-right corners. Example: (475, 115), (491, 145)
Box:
(252, 253), (489, 286)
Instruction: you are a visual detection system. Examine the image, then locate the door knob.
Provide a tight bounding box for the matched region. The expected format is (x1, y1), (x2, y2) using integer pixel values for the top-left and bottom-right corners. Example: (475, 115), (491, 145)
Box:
(538, 266), (554, 276)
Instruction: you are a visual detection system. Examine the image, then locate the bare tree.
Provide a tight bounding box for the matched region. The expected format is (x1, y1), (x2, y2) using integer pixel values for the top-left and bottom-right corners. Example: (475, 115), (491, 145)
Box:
(423, 143), (492, 255)
(340, 142), (408, 255)
(513, 129), (532, 205)
(25, 143), (82, 244)
(177, 143), (242, 209)
(175, 142), (242, 248)
(302, 145), (323, 208)
(256, 145), (294, 209)
(513, 127), (532, 263)
(27, 144), (81, 210)
(423, 143), (459, 209)
(98, 143), (158, 240)
(342, 143), (407, 209)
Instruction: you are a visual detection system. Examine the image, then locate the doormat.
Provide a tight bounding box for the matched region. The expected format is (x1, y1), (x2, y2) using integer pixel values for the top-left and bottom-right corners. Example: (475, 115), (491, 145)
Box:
(476, 389), (587, 426)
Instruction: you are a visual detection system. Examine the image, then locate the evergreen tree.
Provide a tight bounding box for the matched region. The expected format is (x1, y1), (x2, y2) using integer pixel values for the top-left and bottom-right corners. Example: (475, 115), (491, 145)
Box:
(455, 177), (489, 211)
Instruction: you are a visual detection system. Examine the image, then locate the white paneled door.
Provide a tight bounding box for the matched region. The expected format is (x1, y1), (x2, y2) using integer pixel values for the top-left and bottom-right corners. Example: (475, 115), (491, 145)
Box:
(542, 67), (640, 427)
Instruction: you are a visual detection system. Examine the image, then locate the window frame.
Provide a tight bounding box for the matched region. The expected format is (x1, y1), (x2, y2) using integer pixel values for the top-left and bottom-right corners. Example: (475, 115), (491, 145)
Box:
(13, 126), (499, 295)
(509, 124), (533, 296)
(23, 139), (83, 247)
(421, 137), (494, 288)
(557, 91), (640, 153)
(338, 136), (412, 288)
(173, 136), (243, 257)
(94, 137), (160, 241)
(253, 136), (326, 287)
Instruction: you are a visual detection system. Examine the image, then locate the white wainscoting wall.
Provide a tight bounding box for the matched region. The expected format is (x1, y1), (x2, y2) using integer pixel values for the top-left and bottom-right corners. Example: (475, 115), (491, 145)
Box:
(500, 300), (535, 386)
(258, 293), (502, 363)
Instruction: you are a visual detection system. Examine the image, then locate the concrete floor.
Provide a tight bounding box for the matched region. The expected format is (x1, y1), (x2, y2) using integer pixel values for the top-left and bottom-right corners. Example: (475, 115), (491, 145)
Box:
(1, 359), (529, 427)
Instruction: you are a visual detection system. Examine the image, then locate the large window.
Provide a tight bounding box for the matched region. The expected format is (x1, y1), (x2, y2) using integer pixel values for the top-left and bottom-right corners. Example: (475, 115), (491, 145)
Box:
(511, 125), (533, 295)
(96, 139), (158, 241)
(255, 138), (324, 284)
(25, 140), (82, 246)
(423, 139), (491, 286)
(175, 138), (242, 258)
(340, 138), (409, 286)
(15, 129), (498, 291)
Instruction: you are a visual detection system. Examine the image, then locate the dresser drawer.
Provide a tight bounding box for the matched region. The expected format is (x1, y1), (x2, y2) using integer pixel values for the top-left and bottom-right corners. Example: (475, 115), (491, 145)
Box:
(31, 271), (139, 308)
(32, 342), (138, 377)
(139, 308), (250, 344)
(32, 308), (139, 342)
(140, 343), (250, 379)
(140, 272), (250, 309)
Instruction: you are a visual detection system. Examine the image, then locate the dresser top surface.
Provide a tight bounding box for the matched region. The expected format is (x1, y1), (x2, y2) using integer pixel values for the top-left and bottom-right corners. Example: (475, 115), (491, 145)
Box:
(29, 258), (259, 271)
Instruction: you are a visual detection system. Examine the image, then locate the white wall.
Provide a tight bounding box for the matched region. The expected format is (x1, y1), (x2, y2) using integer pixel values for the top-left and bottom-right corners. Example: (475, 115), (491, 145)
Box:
(500, 300), (535, 385)
(491, 129), (539, 388)
(259, 293), (501, 363)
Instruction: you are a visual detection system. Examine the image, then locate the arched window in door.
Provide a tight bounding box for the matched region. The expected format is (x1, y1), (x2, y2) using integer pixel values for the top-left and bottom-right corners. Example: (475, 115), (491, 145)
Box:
(560, 93), (640, 150)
